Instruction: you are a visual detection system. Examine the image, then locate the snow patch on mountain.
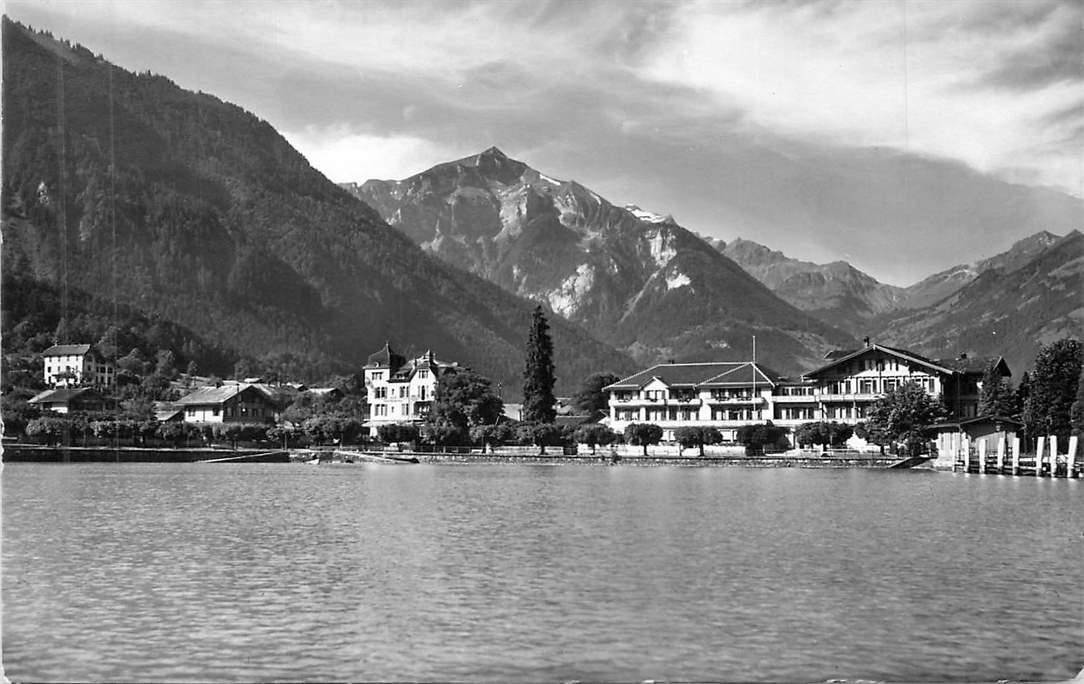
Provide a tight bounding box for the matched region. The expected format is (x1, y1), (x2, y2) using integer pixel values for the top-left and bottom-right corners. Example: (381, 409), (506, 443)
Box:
(625, 204), (670, 224)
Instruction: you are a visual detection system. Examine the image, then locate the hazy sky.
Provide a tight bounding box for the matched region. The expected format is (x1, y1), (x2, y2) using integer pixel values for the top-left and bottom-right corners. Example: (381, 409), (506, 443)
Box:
(7, 0), (1082, 285)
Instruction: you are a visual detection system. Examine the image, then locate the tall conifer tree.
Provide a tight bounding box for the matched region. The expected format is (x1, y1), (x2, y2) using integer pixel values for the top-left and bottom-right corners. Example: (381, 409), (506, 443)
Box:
(523, 305), (556, 423)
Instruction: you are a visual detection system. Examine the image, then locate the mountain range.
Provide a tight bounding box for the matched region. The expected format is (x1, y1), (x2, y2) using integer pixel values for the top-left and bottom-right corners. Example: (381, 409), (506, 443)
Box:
(3, 18), (1078, 394)
(349, 150), (1081, 378)
(350, 148), (856, 375)
(0, 19), (632, 395)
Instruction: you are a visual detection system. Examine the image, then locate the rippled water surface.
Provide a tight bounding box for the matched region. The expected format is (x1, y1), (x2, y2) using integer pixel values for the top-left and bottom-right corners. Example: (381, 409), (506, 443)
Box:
(3, 463), (1080, 682)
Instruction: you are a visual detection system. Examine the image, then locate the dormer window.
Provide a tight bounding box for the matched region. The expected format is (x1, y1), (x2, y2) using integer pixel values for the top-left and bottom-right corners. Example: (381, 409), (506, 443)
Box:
(371, 371), (384, 381)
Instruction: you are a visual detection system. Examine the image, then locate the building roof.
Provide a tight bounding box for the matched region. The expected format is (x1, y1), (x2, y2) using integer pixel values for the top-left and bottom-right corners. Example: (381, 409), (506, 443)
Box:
(932, 355), (1010, 376)
(388, 350), (459, 381)
(605, 362), (781, 390)
(175, 384), (276, 406)
(43, 344), (92, 357)
(931, 414), (1024, 431)
(366, 342), (407, 370)
(803, 343), (957, 378)
(155, 403), (185, 421)
(28, 387), (98, 404)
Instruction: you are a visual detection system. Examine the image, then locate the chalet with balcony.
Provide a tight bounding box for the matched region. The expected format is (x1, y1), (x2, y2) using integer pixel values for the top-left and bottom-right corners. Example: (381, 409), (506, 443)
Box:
(363, 343), (460, 436)
(175, 384), (279, 424)
(604, 341), (1011, 442)
(604, 361), (781, 441)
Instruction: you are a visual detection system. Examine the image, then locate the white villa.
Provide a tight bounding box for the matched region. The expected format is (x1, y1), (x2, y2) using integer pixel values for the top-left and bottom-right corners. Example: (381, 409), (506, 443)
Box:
(42, 344), (115, 388)
(363, 343), (460, 436)
(604, 341), (1009, 442)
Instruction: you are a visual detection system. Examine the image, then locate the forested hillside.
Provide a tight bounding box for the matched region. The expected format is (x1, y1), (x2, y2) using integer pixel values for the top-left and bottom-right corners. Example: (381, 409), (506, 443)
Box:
(0, 19), (633, 393)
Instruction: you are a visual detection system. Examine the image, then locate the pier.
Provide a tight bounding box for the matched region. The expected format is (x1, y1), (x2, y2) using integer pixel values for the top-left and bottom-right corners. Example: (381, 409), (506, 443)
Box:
(947, 434), (1079, 478)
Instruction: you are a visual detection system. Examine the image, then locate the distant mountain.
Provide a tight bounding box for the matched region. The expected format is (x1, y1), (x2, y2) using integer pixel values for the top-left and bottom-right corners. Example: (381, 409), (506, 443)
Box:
(877, 231), (1083, 374)
(898, 231), (1064, 310)
(347, 148), (855, 375)
(715, 238), (904, 336)
(0, 19), (632, 393)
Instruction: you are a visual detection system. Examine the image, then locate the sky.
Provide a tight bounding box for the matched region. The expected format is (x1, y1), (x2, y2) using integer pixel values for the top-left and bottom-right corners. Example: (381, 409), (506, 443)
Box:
(6, 0), (1083, 285)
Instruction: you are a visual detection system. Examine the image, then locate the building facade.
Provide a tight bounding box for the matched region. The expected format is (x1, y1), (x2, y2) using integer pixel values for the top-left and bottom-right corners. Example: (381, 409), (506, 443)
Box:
(604, 342), (1009, 442)
(175, 384), (279, 423)
(606, 362), (781, 441)
(42, 344), (115, 388)
(28, 387), (109, 414)
(364, 343), (460, 436)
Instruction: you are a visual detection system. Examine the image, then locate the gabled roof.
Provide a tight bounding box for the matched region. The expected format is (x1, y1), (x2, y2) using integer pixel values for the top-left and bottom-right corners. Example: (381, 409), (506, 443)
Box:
(933, 355), (1010, 376)
(43, 344), (92, 357)
(803, 343), (956, 378)
(28, 387), (99, 404)
(175, 384), (274, 406)
(605, 362), (780, 390)
(702, 363), (781, 388)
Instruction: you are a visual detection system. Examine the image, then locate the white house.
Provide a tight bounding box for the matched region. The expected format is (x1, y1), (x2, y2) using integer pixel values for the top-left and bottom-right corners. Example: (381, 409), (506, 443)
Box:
(363, 343), (460, 436)
(604, 341), (1010, 442)
(42, 344), (115, 388)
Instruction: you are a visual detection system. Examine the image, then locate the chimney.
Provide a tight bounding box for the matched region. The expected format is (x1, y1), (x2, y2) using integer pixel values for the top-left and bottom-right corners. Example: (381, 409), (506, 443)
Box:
(863, 336), (870, 348)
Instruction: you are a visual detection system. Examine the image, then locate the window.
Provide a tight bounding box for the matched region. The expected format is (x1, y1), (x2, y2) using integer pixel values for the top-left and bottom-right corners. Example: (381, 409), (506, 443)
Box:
(371, 372), (384, 381)
(399, 386), (409, 398)
(213, 407), (220, 416)
(859, 379), (875, 394)
(374, 387), (387, 399)
(418, 369), (428, 379)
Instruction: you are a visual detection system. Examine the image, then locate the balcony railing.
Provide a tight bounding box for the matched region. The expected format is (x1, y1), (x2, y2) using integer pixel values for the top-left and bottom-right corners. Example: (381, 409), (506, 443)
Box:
(817, 393), (879, 402)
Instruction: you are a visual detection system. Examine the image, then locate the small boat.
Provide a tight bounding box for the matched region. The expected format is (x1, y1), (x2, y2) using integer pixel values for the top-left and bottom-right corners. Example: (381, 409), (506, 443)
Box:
(332, 450), (419, 465)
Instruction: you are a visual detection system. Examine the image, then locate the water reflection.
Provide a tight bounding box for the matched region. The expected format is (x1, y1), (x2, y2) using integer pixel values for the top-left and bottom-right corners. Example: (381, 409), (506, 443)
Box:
(3, 464), (1080, 682)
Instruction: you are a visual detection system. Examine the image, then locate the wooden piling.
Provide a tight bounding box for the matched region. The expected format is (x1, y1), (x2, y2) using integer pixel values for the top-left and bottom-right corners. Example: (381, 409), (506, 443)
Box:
(978, 439), (987, 474)
(996, 437), (1005, 473)
(1036, 436), (1045, 476)
(1068, 435), (1078, 478)
(1050, 437), (1059, 477)
(1011, 436), (1020, 476)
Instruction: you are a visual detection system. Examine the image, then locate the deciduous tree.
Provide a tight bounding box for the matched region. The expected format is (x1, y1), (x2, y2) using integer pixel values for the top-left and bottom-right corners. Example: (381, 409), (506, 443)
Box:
(429, 370), (503, 433)
(624, 422), (663, 456)
(572, 373), (621, 414)
(674, 425), (723, 456)
(574, 423), (616, 454)
(1025, 338), (1082, 447)
(864, 381), (947, 455)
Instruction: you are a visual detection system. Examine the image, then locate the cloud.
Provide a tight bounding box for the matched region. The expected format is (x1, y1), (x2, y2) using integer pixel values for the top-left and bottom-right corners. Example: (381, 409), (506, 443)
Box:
(5, 0), (1080, 284)
(281, 126), (455, 183)
(635, 0), (1082, 195)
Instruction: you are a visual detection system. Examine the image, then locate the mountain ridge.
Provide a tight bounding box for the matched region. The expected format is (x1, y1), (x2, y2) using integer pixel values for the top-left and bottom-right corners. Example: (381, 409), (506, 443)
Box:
(347, 148), (857, 375)
(0, 19), (634, 394)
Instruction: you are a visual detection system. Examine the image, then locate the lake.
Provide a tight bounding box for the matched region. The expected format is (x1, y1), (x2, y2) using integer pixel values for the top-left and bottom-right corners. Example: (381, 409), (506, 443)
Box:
(2, 463), (1080, 682)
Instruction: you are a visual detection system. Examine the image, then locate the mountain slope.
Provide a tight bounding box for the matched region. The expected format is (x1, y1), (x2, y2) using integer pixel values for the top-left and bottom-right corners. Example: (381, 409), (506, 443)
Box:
(0, 19), (633, 393)
(877, 231), (1083, 373)
(715, 238), (904, 336)
(348, 148), (855, 375)
(898, 231), (1064, 310)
